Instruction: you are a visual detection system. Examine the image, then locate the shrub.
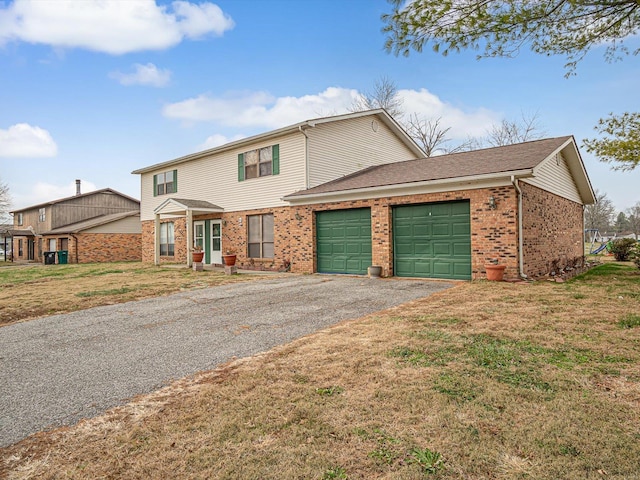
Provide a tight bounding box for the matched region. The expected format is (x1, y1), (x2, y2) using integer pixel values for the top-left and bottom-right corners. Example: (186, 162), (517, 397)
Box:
(633, 242), (640, 270)
(608, 238), (637, 262)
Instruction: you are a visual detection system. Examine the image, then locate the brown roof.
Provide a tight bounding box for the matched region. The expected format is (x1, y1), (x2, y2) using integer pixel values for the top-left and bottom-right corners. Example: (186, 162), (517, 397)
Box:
(46, 211), (140, 234)
(285, 136), (573, 198)
(10, 188), (140, 214)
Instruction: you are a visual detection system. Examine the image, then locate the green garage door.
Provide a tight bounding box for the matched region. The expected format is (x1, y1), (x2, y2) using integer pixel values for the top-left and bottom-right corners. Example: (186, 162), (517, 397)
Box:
(393, 201), (471, 280)
(316, 208), (372, 274)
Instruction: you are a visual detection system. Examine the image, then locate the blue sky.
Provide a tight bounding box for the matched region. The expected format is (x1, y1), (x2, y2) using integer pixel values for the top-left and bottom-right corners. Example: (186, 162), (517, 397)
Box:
(1, 0), (638, 216)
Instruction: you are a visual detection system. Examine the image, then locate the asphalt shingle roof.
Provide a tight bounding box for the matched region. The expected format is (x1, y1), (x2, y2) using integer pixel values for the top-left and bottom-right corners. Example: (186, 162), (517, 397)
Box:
(285, 136), (572, 198)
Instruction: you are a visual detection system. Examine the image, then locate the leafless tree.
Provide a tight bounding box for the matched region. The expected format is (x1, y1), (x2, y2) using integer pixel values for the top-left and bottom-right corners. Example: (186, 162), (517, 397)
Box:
(486, 112), (545, 147)
(626, 202), (640, 239)
(349, 75), (404, 118)
(404, 115), (452, 156)
(0, 177), (10, 221)
(584, 189), (615, 233)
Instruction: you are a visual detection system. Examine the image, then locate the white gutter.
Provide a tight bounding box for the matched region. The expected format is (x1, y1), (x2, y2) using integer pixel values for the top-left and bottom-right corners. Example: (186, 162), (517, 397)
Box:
(511, 175), (527, 279)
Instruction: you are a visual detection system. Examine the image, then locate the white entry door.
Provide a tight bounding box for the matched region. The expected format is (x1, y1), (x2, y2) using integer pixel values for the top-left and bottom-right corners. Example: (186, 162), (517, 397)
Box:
(211, 220), (222, 264)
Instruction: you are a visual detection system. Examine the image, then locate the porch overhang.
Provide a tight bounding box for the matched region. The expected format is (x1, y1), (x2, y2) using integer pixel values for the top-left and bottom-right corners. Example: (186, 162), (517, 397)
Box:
(153, 198), (224, 217)
(152, 198), (224, 267)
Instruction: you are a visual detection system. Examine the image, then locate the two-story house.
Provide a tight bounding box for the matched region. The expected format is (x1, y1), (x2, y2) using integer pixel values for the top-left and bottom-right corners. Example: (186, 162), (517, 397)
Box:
(133, 109), (595, 280)
(10, 182), (141, 264)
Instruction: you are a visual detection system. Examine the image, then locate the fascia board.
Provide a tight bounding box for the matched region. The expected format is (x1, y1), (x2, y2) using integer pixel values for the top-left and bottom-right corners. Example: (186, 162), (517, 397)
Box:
(285, 170), (533, 205)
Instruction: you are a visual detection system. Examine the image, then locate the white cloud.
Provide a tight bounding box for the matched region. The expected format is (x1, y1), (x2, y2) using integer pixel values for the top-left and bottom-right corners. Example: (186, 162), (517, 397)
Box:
(0, 0), (234, 55)
(110, 63), (172, 87)
(398, 88), (499, 139)
(198, 133), (246, 151)
(12, 180), (98, 211)
(163, 86), (500, 140)
(163, 87), (359, 128)
(0, 123), (58, 158)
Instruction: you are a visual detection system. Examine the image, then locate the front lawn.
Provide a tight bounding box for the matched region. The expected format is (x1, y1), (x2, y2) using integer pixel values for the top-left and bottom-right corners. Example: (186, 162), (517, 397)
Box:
(2, 263), (639, 479)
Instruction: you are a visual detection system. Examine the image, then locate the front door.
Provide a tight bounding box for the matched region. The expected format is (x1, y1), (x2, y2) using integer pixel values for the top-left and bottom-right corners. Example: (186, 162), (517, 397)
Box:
(27, 239), (35, 261)
(210, 220), (222, 264)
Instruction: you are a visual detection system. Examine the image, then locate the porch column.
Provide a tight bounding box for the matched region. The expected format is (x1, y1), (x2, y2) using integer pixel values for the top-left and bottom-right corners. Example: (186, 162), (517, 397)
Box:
(186, 209), (193, 267)
(154, 213), (160, 265)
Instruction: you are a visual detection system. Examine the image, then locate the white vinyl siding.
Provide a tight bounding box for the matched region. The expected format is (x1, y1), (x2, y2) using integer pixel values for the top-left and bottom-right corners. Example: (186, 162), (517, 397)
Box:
(307, 115), (418, 188)
(139, 132), (306, 221)
(84, 216), (142, 234)
(525, 152), (582, 204)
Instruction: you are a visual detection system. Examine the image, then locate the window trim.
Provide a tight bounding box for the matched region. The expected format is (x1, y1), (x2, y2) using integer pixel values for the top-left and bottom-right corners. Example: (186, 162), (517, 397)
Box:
(159, 222), (175, 257)
(238, 144), (279, 182)
(247, 213), (274, 259)
(153, 169), (178, 197)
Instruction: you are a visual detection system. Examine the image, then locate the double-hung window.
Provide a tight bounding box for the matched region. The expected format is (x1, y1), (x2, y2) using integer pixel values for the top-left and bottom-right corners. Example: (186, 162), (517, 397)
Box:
(159, 222), (175, 256)
(154, 170), (177, 196)
(16, 213), (23, 226)
(38, 208), (46, 222)
(248, 214), (274, 258)
(238, 145), (279, 181)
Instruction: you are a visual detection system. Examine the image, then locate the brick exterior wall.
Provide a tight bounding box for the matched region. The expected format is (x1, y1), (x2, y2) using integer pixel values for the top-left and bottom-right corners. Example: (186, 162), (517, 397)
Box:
(141, 186), (522, 280)
(287, 187), (519, 279)
(520, 182), (585, 277)
(35, 233), (141, 264)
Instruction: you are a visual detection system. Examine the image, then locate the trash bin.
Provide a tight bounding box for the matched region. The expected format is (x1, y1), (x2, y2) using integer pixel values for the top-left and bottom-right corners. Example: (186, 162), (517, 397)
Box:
(57, 250), (68, 264)
(44, 251), (56, 265)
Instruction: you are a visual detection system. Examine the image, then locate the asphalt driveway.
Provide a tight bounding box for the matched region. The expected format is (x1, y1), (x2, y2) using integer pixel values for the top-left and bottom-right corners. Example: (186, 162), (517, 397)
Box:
(0, 275), (452, 447)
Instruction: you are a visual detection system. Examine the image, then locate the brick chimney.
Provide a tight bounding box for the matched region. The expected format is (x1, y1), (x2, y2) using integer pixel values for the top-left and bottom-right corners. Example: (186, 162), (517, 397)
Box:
(75, 179), (81, 196)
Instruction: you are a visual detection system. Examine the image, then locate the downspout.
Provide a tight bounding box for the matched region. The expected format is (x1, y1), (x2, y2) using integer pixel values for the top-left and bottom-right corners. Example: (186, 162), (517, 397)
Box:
(511, 176), (527, 279)
(299, 125), (310, 188)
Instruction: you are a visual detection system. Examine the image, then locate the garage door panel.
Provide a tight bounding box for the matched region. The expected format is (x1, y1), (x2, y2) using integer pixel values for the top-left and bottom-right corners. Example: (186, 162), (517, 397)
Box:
(452, 223), (471, 235)
(433, 261), (453, 276)
(432, 223), (451, 236)
(414, 242), (431, 255)
(394, 201), (471, 280)
(317, 209), (372, 275)
(453, 242), (471, 256)
(433, 242), (451, 255)
(413, 261), (432, 275)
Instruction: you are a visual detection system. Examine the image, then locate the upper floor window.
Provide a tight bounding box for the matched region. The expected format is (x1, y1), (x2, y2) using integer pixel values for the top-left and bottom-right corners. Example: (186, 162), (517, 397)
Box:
(154, 170), (177, 196)
(238, 144), (279, 181)
(38, 208), (46, 222)
(16, 213), (23, 226)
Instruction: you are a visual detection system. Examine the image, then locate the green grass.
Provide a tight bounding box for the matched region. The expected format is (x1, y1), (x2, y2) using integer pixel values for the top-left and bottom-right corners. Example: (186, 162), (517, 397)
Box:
(619, 314), (640, 329)
(75, 287), (135, 297)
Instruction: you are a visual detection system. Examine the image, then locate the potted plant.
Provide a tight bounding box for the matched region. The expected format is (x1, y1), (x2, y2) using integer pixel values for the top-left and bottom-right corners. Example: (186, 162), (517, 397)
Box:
(485, 261), (506, 281)
(222, 248), (237, 266)
(192, 244), (204, 263)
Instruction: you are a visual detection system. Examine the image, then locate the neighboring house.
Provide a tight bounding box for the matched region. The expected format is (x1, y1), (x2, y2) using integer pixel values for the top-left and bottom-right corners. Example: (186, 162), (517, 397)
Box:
(0, 223), (12, 261)
(10, 183), (141, 264)
(133, 109), (595, 280)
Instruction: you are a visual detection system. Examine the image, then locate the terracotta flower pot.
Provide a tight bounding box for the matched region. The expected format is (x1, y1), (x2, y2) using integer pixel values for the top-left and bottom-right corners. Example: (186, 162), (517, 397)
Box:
(222, 254), (237, 266)
(485, 264), (506, 281)
(192, 251), (204, 263)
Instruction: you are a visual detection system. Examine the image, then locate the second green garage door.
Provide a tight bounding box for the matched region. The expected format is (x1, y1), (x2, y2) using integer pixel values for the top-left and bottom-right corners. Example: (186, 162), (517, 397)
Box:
(393, 201), (471, 280)
(316, 208), (372, 274)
